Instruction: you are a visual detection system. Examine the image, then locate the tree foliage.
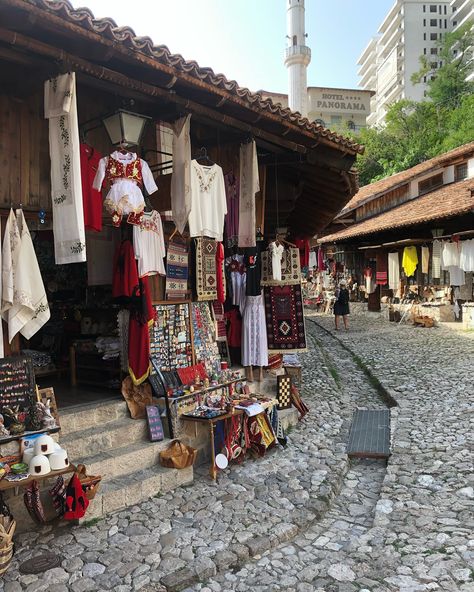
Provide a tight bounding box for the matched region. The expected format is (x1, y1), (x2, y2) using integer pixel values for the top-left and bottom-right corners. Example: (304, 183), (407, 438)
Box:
(352, 20), (474, 186)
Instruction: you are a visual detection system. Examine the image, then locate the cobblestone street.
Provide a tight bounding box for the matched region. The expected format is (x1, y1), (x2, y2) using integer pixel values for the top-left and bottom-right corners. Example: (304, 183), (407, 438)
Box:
(2, 314), (474, 592)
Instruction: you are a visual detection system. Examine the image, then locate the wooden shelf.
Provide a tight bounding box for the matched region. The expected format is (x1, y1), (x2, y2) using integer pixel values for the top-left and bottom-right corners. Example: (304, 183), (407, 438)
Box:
(0, 426), (60, 446)
(0, 464), (75, 492)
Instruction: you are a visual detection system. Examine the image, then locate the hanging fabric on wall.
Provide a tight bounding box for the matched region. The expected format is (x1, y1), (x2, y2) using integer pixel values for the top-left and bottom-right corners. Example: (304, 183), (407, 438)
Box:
(375, 252), (388, 285)
(263, 284), (307, 352)
(189, 161), (227, 241)
(432, 239), (442, 278)
(388, 252), (400, 291)
(460, 239), (474, 272)
(0, 218), (3, 358)
(238, 140), (259, 248)
(133, 210), (166, 278)
(224, 171), (240, 247)
(195, 237), (218, 301)
(244, 244), (263, 297)
(7, 210), (50, 342)
(448, 266), (465, 287)
(402, 246), (418, 277)
(171, 114), (192, 234)
(44, 72), (86, 264)
(364, 267), (376, 294)
(80, 143), (103, 232)
(1, 209), (20, 334)
(128, 276), (155, 385)
(165, 240), (189, 300)
(241, 293), (268, 367)
(293, 238), (310, 269)
(421, 246), (430, 275)
(261, 247), (301, 286)
(215, 242), (226, 303)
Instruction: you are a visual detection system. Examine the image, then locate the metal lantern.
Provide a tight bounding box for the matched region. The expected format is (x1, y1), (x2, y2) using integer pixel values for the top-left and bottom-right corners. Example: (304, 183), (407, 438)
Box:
(102, 109), (151, 147)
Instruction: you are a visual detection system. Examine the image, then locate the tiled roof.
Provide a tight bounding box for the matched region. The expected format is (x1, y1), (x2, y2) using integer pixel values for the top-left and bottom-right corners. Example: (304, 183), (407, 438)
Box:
(320, 178), (474, 243)
(337, 141), (474, 216)
(22, 0), (363, 154)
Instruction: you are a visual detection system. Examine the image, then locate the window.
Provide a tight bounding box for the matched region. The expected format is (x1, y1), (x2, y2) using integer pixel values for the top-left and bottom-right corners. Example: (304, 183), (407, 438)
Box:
(423, 4), (426, 12)
(444, 19), (447, 28)
(423, 18), (426, 26)
(453, 20), (457, 26)
(418, 173), (443, 195)
(330, 115), (342, 125)
(430, 33), (437, 40)
(423, 76), (427, 82)
(430, 18), (437, 25)
(292, 35), (297, 46)
(431, 47), (438, 55)
(455, 163), (468, 181)
(424, 32), (427, 40)
(429, 4), (437, 12)
(424, 47), (427, 54)
(444, 5), (447, 15)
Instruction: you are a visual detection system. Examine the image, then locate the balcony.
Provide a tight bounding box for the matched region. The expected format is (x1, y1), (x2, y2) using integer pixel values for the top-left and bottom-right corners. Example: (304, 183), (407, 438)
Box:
(284, 45), (311, 62)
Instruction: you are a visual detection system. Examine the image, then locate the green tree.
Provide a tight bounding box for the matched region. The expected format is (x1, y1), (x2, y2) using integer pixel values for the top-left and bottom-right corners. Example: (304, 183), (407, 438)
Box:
(411, 20), (474, 107)
(442, 93), (474, 151)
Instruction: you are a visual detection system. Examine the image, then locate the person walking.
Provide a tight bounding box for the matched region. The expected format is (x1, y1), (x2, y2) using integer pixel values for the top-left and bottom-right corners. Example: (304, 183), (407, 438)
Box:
(334, 280), (350, 330)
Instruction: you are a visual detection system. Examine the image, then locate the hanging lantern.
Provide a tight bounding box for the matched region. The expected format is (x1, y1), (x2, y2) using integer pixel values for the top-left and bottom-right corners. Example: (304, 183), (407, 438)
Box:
(102, 109), (151, 147)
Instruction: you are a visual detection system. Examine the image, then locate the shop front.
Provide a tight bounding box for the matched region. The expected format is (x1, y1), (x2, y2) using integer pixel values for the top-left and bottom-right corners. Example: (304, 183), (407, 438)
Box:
(0, 0), (362, 531)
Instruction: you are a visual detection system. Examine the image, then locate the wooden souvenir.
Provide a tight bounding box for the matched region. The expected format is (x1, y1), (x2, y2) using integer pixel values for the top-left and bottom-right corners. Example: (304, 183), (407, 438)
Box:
(277, 375), (292, 410)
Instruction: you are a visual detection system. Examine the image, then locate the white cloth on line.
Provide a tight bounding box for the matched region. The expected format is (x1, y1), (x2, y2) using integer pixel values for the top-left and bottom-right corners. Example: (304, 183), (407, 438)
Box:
(447, 265), (465, 287)
(460, 239), (474, 272)
(308, 250), (317, 269)
(171, 114), (192, 234)
(241, 292), (268, 367)
(421, 246), (430, 275)
(7, 210), (50, 342)
(188, 160), (227, 241)
(133, 210), (166, 278)
(269, 242), (284, 281)
(388, 252), (400, 291)
(432, 239), (442, 278)
(441, 241), (461, 269)
(93, 151), (157, 215)
(238, 140), (259, 248)
(44, 72), (86, 264)
(1, 209), (21, 328)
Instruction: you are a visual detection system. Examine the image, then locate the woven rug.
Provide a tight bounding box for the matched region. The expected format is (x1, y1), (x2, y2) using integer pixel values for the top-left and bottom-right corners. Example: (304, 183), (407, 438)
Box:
(261, 247), (301, 286)
(166, 240), (189, 300)
(195, 237), (218, 301)
(211, 301), (227, 342)
(264, 284), (307, 352)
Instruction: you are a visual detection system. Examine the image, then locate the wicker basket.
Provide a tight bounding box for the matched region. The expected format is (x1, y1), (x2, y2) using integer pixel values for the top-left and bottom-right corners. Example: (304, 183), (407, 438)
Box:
(75, 464), (102, 501)
(0, 516), (16, 576)
(160, 440), (197, 469)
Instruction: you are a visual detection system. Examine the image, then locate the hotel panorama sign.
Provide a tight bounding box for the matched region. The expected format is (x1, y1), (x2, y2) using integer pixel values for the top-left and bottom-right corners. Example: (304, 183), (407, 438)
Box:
(308, 87), (372, 115)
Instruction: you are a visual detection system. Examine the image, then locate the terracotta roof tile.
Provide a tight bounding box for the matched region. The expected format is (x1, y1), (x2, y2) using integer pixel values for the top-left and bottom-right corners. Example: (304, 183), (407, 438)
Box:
(320, 178), (474, 243)
(338, 141), (474, 216)
(25, 0), (363, 154)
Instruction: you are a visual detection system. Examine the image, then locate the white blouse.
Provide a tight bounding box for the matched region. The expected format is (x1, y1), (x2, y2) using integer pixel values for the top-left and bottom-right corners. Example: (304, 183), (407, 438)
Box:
(188, 160), (227, 241)
(133, 210), (166, 278)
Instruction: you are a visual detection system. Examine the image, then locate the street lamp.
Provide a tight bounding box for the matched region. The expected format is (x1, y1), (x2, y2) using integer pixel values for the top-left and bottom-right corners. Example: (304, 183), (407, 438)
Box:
(102, 109), (151, 147)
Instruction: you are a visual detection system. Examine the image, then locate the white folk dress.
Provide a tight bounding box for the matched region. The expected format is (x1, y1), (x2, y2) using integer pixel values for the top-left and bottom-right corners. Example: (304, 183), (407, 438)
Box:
(189, 160), (227, 241)
(269, 242), (284, 281)
(93, 151), (158, 215)
(133, 210), (166, 278)
(241, 292), (268, 367)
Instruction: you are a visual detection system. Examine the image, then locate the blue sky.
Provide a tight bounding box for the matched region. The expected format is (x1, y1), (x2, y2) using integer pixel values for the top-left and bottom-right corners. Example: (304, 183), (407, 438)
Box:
(71, 0), (394, 93)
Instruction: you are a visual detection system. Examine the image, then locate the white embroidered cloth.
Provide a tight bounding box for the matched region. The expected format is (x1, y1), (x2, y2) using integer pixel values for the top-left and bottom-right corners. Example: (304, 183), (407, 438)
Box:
(7, 210), (50, 341)
(44, 72), (86, 264)
(171, 114), (191, 234)
(238, 140), (259, 248)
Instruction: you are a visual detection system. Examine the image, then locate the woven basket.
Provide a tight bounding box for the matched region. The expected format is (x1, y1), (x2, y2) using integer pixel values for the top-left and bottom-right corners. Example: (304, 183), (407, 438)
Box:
(160, 440), (197, 469)
(0, 517), (16, 576)
(75, 464), (102, 500)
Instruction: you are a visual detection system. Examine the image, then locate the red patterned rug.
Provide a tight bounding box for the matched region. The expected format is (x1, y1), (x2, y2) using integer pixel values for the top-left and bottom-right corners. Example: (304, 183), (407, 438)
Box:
(264, 284), (307, 352)
(195, 237), (218, 301)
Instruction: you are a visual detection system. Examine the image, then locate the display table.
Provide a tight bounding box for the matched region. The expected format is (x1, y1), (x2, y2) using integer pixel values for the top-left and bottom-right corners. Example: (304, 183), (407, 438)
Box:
(181, 410), (244, 480)
(0, 464), (75, 493)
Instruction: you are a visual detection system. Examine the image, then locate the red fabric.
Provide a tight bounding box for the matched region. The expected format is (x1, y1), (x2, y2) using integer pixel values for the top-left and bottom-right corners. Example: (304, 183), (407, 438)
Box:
(105, 155), (143, 185)
(112, 240), (139, 300)
(216, 242), (225, 303)
(376, 252), (388, 286)
(128, 276), (155, 386)
(293, 238), (310, 268)
(80, 143), (103, 232)
(225, 308), (242, 347)
(64, 473), (89, 520)
(317, 247), (326, 271)
(177, 363), (208, 385)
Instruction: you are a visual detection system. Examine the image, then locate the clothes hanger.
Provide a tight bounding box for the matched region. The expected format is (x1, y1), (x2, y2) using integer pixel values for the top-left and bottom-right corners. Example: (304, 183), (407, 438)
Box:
(195, 146), (214, 166)
(275, 233), (296, 248)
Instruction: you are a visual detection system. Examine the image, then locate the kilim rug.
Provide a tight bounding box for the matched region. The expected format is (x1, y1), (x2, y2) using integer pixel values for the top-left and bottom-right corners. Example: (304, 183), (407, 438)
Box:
(264, 284), (307, 352)
(261, 247), (301, 286)
(166, 240), (189, 300)
(195, 237), (218, 301)
(211, 301), (227, 342)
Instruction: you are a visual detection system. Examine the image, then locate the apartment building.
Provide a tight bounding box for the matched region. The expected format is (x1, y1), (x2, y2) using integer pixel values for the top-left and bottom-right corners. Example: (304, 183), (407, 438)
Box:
(359, 0), (454, 126)
(450, 0), (474, 81)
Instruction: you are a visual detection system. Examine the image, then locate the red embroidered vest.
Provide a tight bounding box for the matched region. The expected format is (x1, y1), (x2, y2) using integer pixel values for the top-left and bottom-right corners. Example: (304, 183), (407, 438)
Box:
(105, 156), (143, 185)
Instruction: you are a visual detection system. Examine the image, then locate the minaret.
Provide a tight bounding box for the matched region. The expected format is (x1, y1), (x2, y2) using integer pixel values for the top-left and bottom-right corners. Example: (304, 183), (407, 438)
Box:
(284, 0), (311, 117)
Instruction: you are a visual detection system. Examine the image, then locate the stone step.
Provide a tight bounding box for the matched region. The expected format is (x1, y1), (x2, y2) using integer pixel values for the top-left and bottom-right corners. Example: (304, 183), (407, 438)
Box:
(60, 417), (147, 459)
(81, 440), (172, 480)
(84, 463), (194, 521)
(59, 398), (128, 436)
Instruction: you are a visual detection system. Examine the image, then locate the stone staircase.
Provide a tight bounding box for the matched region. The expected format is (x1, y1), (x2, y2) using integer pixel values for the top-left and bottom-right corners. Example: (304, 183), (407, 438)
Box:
(59, 399), (193, 521)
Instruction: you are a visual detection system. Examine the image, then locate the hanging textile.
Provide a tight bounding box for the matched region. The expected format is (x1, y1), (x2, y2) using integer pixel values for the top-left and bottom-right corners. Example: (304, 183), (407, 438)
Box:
(375, 252), (388, 285)
(171, 114), (192, 234)
(195, 237), (218, 301)
(226, 255), (246, 311)
(133, 210), (166, 278)
(80, 143), (103, 232)
(261, 247), (301, 286)
(441, 242), (461, 268)
(1, 210), (20, 330)
(112, 240), (139, 303)
(216, 242), (226, 304)
(44, 72), (86, 264)
(364, 267), (376, 294)
(448, 266), (465, 287)
(0, 218), (2, 358)
(308, 249), (317, 269)
(165, 240), (189, 300)
(189, 161), (227, 241)
(317, 247), (326, 271)
(225, 308), (242, 348)
(244, 244), (262, 297)
(211, 301), (227, 342)
(7, 210), (50, 342)
(460, 239), (474, 272)
(402, 246), (418, 277)
(224, 171), (240, 247)
(268, 242), (284, 281)
(421, 246), (430, 275)
(241, 293), (268, 367)
(264, 285), (307, 352)
(238, 140), (259, 248)
(128, 277), (155, 385)
(432, 240), (442, 278)
(293, 239), (310, 269)
(388, 253), (400, 291)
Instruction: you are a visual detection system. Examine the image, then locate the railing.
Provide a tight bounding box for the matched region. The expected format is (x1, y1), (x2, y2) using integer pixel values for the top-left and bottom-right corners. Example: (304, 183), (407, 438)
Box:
(284, 45), (311, 60)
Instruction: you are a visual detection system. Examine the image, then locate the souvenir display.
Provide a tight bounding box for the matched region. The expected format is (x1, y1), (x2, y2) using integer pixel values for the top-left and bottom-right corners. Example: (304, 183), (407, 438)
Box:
(150, 302), (193, 371)
(192, 302), (221, 376)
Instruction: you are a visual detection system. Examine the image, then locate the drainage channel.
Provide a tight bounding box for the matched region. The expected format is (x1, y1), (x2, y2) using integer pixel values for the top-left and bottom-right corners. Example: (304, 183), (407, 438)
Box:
(190, 319), (392, 592)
